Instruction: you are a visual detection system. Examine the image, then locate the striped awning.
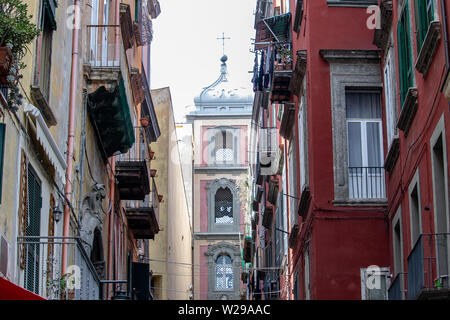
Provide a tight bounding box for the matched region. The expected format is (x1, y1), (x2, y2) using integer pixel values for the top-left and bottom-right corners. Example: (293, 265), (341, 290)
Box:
(24, 103), (67, 183)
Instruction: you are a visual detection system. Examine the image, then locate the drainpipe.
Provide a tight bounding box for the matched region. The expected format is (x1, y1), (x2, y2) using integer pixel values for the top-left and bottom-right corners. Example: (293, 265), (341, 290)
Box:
(61, 0), (81, 277)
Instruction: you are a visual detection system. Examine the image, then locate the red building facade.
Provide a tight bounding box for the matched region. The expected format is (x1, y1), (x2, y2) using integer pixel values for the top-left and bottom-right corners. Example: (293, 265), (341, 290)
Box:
(247, 0), (450, 300)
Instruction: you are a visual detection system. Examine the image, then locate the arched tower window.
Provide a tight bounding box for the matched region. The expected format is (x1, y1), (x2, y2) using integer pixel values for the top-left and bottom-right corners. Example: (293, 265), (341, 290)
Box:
(215, 187), (233, 224)
(215, 255), (233, 290)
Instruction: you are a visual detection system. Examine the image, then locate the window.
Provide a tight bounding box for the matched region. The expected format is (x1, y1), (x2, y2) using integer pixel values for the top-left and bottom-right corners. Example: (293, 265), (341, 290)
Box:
(361, 267), (390, 300)
(216, 255), (233, 290)
(397, 2), (414, 106)
(304, 245), (311, 300)
(0, 123), (5, 203)
(288, 142), (298, 228)
(414, 0), (435, 52)
(24, 165), (42, 294)
(393, 214), (403, 276)
(409, 173), (422, 247)
(36, 0), (56, 101)
(215, 187), (233, 224)
(346, 91), (385, 199)
(215, 130), (233, 163)
(298, 96), (308, 188)
(207, 179), (239, 233)
(384, 47), (399, 148)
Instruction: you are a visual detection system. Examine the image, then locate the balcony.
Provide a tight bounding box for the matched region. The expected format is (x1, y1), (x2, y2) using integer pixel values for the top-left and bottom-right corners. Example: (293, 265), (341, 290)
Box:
(84, 25), (122, 88)
(88, 78), (135, 160)
(407, 233), (450, 300)
(17, 236), (101, 300)
(348, 167), (386, 200)
(271, 43), (293, 104)
(115, 127), (150, 200)
(125, 179), (160, 239)
(388, 272), (407, 300)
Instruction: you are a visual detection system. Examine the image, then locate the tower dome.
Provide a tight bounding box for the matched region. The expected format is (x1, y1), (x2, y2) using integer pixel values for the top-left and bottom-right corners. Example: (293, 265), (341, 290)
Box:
(192, 56), (253, 114)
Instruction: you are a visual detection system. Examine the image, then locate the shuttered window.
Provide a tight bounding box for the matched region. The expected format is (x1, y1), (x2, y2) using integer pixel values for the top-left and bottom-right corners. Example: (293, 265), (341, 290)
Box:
(414, 0), (434, 53)
(24, 165), (42, 294)
(397, 3), (414, 106)
(0, 124), (5, 203)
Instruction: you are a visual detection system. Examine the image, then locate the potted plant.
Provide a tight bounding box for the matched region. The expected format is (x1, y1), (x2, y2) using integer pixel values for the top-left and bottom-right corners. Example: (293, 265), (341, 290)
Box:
(140, 115), (150, 127)
(0, 0), (40, 108)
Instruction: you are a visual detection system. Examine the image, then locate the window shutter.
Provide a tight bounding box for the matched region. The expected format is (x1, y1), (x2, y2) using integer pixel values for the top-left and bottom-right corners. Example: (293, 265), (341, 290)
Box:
(43, 0), (58, 31)
(25, 166), (42, 294)
(0, 123), (5, 203)
(397, 4), (413, 106)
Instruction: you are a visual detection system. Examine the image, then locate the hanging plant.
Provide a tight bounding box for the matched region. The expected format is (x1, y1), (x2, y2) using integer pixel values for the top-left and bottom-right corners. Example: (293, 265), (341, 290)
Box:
(0, 0), (40, 110)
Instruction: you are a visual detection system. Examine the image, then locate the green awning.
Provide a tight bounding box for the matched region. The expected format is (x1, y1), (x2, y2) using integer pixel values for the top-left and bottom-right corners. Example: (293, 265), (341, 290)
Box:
(256, 13), (292, 44)
(88, 79), (135, 159)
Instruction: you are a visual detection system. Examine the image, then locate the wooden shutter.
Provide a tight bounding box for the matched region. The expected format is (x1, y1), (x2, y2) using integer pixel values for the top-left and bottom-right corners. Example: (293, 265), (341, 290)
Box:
(0, 123), (5, 203)
(397, 4), (413, 106)
(25, 165), (42, 294)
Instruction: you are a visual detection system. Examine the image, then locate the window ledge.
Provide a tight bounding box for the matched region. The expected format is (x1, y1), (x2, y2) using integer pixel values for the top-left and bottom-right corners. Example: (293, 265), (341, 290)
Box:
(298, 185), (311, 219)
(416, 21), (441, 76)
(30, 85), (57, 127)
(327, 0), (378, 7)
(397, 87), (418, 136)
(384, 136), (400, 173)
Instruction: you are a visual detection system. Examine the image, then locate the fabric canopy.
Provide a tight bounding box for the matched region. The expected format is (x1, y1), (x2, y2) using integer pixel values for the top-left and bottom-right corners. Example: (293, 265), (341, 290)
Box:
(0, 277), (45, 300)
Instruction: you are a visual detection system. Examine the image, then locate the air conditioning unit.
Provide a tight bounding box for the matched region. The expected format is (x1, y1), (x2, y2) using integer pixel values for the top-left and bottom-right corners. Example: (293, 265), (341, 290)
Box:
(0, 232), (10, 278)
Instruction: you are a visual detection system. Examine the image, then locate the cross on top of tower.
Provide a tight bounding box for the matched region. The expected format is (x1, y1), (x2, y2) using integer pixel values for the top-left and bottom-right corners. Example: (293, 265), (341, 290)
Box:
(217, 32), (231, 56)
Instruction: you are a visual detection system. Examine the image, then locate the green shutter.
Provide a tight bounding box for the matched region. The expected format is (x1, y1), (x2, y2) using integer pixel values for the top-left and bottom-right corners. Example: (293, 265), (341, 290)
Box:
(398, 3), (413, 106)
(25, 165), (42, 294)
(0, 124), (5, 204)
(415, 0), (435, 52)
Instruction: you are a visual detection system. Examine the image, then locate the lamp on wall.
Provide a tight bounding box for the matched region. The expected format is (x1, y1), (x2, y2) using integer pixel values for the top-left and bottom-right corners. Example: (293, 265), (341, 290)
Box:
(52, 205), (63, 223)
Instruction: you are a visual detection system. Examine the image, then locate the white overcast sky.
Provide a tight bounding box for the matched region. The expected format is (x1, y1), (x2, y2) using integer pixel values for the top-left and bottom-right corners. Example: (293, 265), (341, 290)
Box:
(150, 0), (257, 122)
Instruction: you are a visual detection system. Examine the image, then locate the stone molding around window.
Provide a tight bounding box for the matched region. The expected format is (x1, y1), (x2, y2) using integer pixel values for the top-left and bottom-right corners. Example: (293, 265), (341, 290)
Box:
(206, 178), (241, 233)
(320, 49), (382, 203)
(415, 20), (441, 76)
(205, 241), (241, 300)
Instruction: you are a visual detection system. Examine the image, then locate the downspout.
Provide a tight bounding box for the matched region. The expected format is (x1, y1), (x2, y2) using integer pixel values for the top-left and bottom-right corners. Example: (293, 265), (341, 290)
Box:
(62, 0), (81, 276)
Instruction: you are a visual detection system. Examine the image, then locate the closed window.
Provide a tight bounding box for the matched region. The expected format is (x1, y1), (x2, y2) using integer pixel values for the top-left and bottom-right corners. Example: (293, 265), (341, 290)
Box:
(414, 0), (435, 52)
(216, 255), (233, 290)
(346, 91), (385, 199)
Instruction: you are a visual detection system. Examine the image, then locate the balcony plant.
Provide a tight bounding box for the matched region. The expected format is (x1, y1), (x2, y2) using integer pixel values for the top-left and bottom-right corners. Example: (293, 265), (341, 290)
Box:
(0, 0), (40, 109)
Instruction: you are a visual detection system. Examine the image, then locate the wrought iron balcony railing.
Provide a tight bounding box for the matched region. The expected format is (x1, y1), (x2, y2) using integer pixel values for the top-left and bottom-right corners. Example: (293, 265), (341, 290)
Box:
(85, 25), (120, 68)
(17, 236), (101, 300)
(348, 167), (386, 200)
(407, 233), (450, 300)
